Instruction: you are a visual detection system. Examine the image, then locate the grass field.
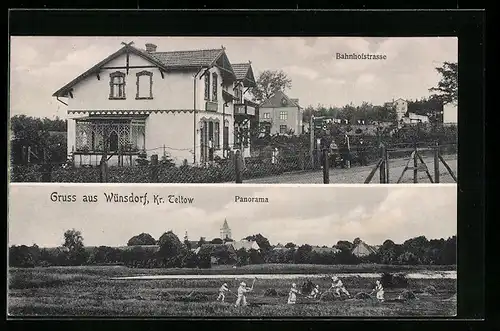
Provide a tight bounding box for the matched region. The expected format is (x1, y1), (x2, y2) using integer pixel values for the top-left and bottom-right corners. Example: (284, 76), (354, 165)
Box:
(8, 264), (457, 317)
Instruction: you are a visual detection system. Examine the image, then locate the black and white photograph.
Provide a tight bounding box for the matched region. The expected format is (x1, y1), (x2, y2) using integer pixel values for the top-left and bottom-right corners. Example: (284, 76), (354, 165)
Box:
(8, 184), (456, 317)
(9, 36), (458, 184)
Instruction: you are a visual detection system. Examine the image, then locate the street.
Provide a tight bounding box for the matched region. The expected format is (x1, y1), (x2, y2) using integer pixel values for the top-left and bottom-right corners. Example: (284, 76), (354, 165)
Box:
(240, 155), (458, 184)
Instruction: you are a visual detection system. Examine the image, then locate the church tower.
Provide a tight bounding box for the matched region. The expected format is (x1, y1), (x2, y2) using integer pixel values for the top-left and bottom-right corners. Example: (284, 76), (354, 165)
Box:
(220, 219), (232, 240)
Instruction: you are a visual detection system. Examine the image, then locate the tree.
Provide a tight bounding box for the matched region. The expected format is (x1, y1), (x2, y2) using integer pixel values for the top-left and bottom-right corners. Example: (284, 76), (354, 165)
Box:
(336, 240), (353, 251)
(284, 242), (296, 249)
(158, 231), (185, 260)
(198, 237), (207, 248)
(63, 229), (87, 265)
(245, 234), (272, 252)
(250, 70), (292, 102)
(429, 62), (458, 105)
(10, 115), (67, 164)
(353, 238), (362, 246)
(9, 245), (36, 267)
(127, 233), (156, 246)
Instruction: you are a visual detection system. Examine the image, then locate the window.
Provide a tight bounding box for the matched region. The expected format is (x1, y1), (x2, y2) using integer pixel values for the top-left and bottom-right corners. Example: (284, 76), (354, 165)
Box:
(263, 112), (271, 119)
(235, 86), (243, 103)
(223, 123), (229, 150)
(109, 72), (126, 99)
(280, 125), (288, 134)
(214, 122), (220, 148)
(212, 73), (218, 101)
(136, 71), (153, 99)
(109, 131), (119, 152)
(204, 72), (210, 100)
(280, 111), (288, 120)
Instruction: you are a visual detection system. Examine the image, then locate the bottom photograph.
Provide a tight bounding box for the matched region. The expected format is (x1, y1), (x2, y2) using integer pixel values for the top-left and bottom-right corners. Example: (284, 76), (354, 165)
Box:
(8, 184), (457, 317)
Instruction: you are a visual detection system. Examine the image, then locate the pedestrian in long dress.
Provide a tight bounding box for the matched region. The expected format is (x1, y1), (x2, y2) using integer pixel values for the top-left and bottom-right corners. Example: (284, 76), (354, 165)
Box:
(287, 283), (300, 304)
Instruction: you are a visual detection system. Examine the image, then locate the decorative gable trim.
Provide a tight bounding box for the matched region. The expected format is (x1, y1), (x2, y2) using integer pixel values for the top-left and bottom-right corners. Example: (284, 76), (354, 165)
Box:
(68, 109), (195, 115)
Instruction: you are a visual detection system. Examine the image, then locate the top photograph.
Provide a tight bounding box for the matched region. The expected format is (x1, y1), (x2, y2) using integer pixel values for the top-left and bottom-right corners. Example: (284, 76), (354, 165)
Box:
(9, 37), (458, 184)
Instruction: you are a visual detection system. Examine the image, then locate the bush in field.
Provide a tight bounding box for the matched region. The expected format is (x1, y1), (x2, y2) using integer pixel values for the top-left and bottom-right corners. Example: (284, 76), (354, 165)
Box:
(158, 231), (185, 260)
(180, 251), (199, 268)
(9, 245), (36, 267)
(236, 248), (249, 266)
(63, 229), (88, 266)
(380, 272), (409, 289)
(87, 246), (121, 264)
(127, 233), (156, 246)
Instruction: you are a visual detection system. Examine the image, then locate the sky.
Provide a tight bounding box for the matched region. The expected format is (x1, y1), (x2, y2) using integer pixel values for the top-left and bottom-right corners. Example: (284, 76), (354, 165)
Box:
(9, 36), (457, 119)
(8, 184), (457, 248)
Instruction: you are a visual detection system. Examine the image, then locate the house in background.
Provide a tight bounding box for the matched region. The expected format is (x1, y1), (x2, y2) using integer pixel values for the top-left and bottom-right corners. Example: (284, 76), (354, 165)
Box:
(259, 90), (303, 136)
(385, 98), (408, 123)
(52, 42), (257, 167)
(226, 239), (260, 251)
(351, 241), (378, 257)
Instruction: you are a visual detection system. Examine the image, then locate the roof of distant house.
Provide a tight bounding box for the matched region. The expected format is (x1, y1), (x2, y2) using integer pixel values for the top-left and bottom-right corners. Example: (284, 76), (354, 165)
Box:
(260, 90), (300, 108)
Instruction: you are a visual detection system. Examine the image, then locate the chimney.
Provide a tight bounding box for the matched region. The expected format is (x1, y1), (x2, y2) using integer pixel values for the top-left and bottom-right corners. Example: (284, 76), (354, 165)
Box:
(145, 43), (157, 53)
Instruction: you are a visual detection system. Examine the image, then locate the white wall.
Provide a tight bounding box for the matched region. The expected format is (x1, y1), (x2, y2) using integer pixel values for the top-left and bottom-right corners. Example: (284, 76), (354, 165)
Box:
(259, 106), (301, 135)
(66, 52), (195, 111)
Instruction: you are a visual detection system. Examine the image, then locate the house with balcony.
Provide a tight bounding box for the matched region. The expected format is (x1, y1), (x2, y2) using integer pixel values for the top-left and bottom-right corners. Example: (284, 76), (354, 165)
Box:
(258, 91), (303, 136)
(52, 42), (257, 167)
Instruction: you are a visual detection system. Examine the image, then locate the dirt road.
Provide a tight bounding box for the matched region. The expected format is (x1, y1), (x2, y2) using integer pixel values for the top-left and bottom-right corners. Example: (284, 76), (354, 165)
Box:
(241, 155), (457, 184)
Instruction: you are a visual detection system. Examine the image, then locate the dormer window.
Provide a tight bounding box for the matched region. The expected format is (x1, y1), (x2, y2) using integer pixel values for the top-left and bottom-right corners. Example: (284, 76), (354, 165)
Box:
(136, 71), (153, 99)
(109, 72), (126, 99)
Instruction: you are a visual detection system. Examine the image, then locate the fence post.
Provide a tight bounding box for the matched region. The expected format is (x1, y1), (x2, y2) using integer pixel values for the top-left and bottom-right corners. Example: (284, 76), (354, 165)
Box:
(379, 144), (386, 184)
(99, 157), (108, 183)
(41, 163), (52, 182)
(322, 148), (329, 184)
(413, 145), (418, 183)
(235, 150), (243, 183)
(150, 154), (159, 182)
(434, 141), (440, 183)
(384, 146), (390, 183)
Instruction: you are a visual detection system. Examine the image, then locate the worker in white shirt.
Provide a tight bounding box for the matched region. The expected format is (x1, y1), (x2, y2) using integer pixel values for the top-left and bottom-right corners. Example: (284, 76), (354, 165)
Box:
(217, 283), (231, 302)
(331, 276), (351, 298)
(308, 284), (320, 299)
(370, 280), (385, 302)
(234, 282), (252, 307)
(287, 283), (300, 304)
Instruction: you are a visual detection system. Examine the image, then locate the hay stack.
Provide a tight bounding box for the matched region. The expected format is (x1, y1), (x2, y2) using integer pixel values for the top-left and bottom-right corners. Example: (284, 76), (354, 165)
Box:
(423, 285), (438, 295)
(319, 291), (337, 302)
(398, 290), (418, 301)
(264, 288), (278, 297)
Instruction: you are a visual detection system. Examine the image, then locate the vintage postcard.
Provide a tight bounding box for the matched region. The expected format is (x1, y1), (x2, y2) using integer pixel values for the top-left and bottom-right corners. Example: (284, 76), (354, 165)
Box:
(7, 184), (457, 317)
(9, 37), (458, 184)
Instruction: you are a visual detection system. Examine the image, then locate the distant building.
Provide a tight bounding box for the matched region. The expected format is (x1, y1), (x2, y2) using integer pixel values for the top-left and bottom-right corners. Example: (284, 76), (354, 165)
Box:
(402, 112), (430, 124)
(385, 98), (408, 123)
(351, 241), (378, 257)
(311, 246), (340, 254)
(226, 239), (260, 251)
(259, 90), (303, 136)
(220, 219), (232, 240)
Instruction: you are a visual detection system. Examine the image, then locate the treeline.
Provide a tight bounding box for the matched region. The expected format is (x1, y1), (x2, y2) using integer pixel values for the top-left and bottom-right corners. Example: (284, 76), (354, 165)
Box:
(9, 229), (456, 268)
(302, 97), (444, 124)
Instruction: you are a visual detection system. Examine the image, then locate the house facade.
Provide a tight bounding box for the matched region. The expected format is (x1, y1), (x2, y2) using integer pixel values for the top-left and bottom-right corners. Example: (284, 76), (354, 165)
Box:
(259, 91), (303, 136)
(53, 42), (257, 167)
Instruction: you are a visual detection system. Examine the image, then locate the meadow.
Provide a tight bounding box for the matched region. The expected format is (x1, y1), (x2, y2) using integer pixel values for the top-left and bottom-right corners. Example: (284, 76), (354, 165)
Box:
(8, 264), (456, 317)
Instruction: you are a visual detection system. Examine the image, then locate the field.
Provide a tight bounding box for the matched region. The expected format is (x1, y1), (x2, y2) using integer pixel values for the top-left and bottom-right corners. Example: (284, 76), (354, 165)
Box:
(8, 264), (457, 317)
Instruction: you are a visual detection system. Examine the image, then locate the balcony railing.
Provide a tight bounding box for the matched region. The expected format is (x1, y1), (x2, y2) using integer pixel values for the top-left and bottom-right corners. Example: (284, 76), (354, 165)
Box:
(234, 103), (256, 117)
(205, 101), (218, 112)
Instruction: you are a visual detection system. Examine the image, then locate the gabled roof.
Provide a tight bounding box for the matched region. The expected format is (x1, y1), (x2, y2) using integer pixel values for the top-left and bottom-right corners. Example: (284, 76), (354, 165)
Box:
(226, 239), (260, 251)
(53, 43), (237, 98)
(260, 90), (300, 108)
(232, 62), (256, 87)
(351, 241), (377, 257)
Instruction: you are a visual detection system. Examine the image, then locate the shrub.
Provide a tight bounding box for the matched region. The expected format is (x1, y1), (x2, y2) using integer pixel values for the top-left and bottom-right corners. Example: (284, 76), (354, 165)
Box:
(380, 272), (409, 288)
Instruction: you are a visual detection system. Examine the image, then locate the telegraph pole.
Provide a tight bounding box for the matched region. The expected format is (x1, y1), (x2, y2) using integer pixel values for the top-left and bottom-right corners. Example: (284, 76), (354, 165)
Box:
(309, 114), (314, 168)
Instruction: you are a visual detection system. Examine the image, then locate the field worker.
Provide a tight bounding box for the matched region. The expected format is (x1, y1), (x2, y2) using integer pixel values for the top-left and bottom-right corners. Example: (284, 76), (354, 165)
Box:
(235, 282), (252, 307)
(331, 276), (351, 298)
(370, 280), (385, 302)
(287, 283), (300, 304)
(308, 284), (320, 299)
(217, 283), (231, 302)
